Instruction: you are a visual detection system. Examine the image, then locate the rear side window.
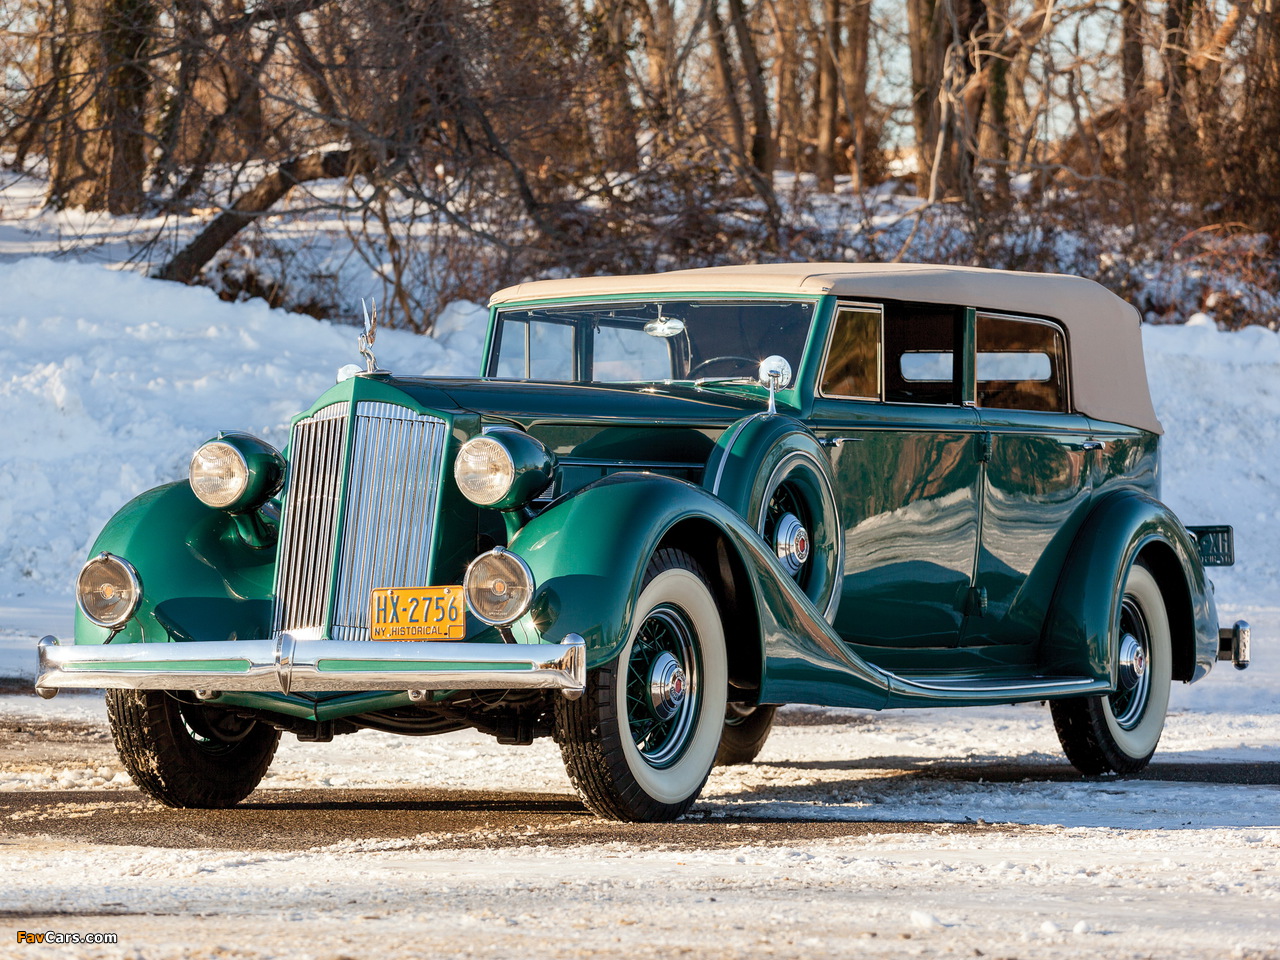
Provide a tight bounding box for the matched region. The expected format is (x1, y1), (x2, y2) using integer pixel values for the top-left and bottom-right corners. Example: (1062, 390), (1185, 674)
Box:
(884, 305), (962, 405)
(975, 313), (1068, 412)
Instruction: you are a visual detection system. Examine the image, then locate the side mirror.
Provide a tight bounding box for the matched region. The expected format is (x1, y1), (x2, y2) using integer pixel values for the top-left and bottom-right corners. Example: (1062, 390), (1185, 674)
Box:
(758, 355), (792, 414)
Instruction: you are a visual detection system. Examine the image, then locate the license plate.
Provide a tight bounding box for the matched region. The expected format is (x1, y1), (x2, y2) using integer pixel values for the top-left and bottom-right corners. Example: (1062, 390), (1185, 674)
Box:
(369, 586), (465, 640)
(1187, 525), (1235, 567)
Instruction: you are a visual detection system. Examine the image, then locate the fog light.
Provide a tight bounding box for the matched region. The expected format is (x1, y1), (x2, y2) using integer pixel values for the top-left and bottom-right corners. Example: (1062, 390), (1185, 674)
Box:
(464, 547), (534, 625)
(76, 553), (141, 628)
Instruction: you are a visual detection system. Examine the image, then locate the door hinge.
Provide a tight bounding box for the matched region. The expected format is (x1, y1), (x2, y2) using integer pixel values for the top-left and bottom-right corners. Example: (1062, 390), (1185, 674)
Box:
(976, 432), (992, 463)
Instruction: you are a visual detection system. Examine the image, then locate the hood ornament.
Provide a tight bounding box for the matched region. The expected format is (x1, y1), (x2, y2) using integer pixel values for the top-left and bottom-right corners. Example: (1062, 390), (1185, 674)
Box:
(338, 299), (389, 382)
(359, 298), (385, 374)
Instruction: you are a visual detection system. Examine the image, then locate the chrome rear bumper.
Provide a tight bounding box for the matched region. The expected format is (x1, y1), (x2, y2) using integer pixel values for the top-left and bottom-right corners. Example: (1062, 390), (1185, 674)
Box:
(1217, 620), (1250, 671)
(35, 634), (586, 699)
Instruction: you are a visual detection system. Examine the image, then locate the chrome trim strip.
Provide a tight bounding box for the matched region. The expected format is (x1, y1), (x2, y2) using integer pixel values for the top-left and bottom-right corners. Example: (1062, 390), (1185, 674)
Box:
(884, 670), (1110, 698)
(561, 458), (704, 470)
(36, 635), (587, 696)
(710, 413), (765, 496)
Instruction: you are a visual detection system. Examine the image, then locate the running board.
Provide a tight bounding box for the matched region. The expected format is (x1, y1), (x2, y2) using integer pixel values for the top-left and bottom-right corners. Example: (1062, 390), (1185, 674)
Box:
(882, 671), (1109, 705)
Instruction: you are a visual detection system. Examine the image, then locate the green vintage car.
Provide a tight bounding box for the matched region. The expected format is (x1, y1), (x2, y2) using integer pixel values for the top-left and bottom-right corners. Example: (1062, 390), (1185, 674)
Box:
(38, 263), (1250, 821)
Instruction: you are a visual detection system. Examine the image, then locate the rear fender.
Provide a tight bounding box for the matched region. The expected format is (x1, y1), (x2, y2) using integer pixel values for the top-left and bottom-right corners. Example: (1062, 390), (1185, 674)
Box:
(1042, 490), (1218, 684)
(73, 482), (276, 646)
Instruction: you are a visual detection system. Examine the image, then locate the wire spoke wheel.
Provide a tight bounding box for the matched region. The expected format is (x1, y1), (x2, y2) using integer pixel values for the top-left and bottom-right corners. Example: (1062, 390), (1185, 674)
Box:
(624, 605), (701, 768)
(555, 548), (727, 822)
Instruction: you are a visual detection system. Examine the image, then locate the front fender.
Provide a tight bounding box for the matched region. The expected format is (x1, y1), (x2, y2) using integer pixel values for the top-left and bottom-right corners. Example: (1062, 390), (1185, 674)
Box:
(508, 472), (891, 709)
(73, 482), (276, 646)
(1042, 489), (1218, 683)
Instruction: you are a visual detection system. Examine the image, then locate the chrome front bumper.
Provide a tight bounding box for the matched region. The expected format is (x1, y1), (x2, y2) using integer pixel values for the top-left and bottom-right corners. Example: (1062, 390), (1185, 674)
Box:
(35, 634), (586, 699)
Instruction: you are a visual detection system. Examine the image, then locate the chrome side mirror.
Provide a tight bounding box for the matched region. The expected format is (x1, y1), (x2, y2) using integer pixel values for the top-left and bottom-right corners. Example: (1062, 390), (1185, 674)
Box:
(758, 355), (792, 414)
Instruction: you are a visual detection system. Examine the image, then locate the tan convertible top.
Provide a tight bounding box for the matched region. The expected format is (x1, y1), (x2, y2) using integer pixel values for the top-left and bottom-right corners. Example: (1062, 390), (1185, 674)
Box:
(490, 262), (1161, 433)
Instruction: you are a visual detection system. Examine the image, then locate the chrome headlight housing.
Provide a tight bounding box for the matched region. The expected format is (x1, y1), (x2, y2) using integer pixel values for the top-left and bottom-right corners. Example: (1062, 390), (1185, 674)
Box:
(454, 429), (556, 510)
(76, 553), (141, 628)
(189, 434), (285, 512)
(464, 547), (535, 625)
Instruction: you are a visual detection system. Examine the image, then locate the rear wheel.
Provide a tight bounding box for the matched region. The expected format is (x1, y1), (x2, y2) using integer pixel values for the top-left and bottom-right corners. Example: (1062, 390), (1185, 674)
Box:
(555, 548), (728, 821)
(1051, 562), (1172, 775)
(106, 689), (279, 807)
(715, 703), (777, 766)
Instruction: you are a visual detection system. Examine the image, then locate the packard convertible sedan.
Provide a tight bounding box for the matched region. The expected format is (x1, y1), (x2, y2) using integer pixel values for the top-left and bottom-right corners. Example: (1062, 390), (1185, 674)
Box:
(38, 263), (1250, 822)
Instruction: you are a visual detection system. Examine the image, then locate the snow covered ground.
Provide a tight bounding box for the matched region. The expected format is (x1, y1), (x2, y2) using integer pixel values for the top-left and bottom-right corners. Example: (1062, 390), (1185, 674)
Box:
(0, 255), (1277, 957)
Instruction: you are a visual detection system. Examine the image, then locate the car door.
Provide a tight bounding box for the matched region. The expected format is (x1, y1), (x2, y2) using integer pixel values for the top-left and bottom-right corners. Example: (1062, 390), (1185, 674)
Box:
(810, 302), (983, 670)
(966, 312), (1096, 652)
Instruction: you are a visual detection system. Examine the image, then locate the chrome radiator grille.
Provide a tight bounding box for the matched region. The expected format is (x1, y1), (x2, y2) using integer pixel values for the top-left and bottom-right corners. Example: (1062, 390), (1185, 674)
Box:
(272, 400), (448, 641)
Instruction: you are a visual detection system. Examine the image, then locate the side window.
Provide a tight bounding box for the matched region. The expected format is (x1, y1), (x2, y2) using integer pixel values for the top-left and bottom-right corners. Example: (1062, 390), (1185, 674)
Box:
(494, 319), (575, 380)
(820, 307), (881, 398)
(884, 305), (962, 404)
(975, 313), (1068, 412)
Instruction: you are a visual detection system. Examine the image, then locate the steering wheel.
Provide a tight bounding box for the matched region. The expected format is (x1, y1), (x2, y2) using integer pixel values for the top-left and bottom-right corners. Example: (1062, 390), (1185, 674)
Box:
(688, 355), (757, 379)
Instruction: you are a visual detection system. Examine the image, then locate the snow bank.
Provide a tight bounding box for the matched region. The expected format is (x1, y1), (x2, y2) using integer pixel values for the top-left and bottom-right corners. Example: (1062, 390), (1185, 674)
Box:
(0, 257), (485, 597)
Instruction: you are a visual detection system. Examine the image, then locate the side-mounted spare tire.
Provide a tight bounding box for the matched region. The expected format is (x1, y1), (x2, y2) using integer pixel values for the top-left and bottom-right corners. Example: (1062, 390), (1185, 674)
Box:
(704, 415), (843, 623)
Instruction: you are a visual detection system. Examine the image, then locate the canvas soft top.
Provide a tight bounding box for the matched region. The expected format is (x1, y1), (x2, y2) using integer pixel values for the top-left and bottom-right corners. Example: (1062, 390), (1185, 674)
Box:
(490, 262), (1161, 433)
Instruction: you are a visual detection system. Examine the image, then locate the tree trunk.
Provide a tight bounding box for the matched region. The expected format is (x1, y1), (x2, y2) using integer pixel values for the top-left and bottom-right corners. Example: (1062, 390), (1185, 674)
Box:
(708, 1), (748, 162)
(1121, 0), (1148, 192)
(840, 0), (872, 190)
(815, 0), (841, 192)
(726, 0), (774, 175)
(1163, 0), (1197, 189)
(48, 0), (156, 213)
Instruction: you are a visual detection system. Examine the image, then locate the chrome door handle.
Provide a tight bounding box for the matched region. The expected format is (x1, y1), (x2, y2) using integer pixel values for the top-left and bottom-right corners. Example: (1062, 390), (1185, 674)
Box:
(1081, 441), (1103, 451)
(819, 436), (862, 449)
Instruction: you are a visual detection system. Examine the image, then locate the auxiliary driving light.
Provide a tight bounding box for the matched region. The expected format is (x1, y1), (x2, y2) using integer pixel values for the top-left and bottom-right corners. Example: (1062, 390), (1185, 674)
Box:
(464, 547), (535, 625)
(76, 552), (141, 628)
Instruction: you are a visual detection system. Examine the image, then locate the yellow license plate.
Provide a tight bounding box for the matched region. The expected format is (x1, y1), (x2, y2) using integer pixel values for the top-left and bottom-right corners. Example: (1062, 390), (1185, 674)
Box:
(369, 586), (465, 640)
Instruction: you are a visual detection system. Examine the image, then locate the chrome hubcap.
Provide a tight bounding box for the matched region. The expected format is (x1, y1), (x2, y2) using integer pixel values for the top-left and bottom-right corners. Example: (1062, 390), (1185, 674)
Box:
(648, 651), (688, 721)
(1118, 632), (1147, 690)
(773, 512), (811, 577)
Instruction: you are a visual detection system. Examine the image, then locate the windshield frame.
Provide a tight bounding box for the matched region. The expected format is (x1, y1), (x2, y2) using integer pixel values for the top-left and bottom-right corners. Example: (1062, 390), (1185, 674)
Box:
(483, 295), (821, 386)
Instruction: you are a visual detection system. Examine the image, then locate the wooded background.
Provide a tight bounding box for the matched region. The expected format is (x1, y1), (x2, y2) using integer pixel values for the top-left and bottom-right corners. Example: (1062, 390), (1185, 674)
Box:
(2, 0), (1278, 329)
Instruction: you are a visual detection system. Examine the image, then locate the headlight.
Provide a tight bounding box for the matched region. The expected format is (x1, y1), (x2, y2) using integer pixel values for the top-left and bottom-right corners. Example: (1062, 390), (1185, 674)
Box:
(76, 553), (141, 628)
(464, 547), (535, 625)
(189, 434), (284, 512)
(454, 429), (556, 510)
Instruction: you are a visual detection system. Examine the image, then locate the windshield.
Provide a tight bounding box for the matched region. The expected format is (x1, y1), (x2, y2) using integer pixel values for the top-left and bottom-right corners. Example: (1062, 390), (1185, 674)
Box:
(486, 299), (815, 383)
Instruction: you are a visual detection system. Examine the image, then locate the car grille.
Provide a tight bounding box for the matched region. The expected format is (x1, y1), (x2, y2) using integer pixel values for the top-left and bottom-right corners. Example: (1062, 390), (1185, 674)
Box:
(272, 400), (449, 641)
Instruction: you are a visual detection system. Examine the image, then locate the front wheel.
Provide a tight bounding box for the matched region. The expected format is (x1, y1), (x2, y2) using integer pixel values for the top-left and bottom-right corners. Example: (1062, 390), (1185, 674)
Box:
(555, 548), (728, 821)
(106, 689), (280, 807)
(1050, 562), (1172, 775)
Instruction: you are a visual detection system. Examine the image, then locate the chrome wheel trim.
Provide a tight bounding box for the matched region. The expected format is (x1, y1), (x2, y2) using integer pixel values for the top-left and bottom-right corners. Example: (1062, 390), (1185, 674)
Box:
(625, 605), (701, 769)
(1110, 597), (1152, 730)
